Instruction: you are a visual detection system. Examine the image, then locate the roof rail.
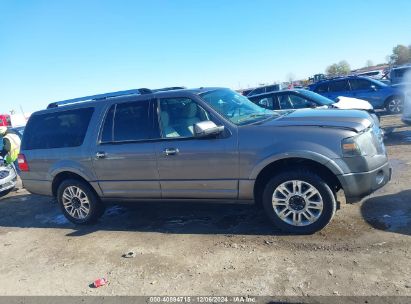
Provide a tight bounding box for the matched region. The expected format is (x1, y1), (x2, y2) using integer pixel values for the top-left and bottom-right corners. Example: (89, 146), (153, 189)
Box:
(46, 88), (153, 109)
(151, 86), (186, 93)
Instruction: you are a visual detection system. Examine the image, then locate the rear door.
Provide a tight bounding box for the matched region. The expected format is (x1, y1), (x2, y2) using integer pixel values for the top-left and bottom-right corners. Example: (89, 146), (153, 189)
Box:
(327, 79), (351, 100)
(92, 99), (161, 198)
(349, 78), (382, 107)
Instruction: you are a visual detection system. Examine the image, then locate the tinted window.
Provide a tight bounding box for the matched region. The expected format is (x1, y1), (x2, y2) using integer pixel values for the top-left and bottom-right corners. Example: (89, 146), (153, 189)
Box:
(278, 95), (293, 109)
(112, 100), (153, 142)
(159, 98), (210, 138)
(328, 80), (350, 92)
(250, 87), (265, 96)
(22, 108), (94, 150)
(252, 96), (275, 109)
(289, 94), (313, 109)
(314, 83), (328, 93)
(350, 79), (373, 91)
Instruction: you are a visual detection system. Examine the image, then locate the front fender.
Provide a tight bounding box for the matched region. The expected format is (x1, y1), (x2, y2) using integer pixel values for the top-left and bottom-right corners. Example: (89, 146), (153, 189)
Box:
(249, 150), (344, 180)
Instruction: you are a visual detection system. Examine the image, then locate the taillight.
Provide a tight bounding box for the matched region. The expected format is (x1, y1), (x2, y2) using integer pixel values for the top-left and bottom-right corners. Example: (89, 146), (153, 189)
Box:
(18, 154), (29, 171)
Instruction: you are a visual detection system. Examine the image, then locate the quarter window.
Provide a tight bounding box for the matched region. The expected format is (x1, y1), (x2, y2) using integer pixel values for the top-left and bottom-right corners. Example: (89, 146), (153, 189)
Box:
(22, 108), (94, 150)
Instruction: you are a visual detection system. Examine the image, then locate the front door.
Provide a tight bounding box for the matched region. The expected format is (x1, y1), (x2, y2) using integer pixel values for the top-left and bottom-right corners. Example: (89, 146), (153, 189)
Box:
(92, 99), (161, 198)
(155, 97), (239, 199)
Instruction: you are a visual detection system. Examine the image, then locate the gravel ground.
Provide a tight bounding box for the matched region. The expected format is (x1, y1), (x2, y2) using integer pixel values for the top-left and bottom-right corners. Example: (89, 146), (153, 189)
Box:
(0, 114), (410, 296)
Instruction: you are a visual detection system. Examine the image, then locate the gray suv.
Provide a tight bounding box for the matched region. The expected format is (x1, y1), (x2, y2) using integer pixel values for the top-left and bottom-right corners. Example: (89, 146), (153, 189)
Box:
(19, 88), (391, 234)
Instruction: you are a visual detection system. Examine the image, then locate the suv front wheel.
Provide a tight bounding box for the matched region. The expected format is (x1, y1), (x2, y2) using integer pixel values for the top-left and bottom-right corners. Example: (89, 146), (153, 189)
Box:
(262, 170), (336, 234)
(385, 96), (404, 114)
(57, 179), (105, 224)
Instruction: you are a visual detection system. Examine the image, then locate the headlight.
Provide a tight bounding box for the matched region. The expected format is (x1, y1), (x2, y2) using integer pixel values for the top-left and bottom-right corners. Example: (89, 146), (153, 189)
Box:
(341, 136), (363, 157)
(341, 130), (379, 157)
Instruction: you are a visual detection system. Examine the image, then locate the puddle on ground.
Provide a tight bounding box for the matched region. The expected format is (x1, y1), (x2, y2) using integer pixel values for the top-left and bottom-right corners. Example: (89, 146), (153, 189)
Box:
(35, 213), (70, 225)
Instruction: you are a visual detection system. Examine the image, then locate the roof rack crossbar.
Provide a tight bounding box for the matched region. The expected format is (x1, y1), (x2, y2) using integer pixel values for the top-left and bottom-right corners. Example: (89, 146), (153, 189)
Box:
(47, 89), (146, 109)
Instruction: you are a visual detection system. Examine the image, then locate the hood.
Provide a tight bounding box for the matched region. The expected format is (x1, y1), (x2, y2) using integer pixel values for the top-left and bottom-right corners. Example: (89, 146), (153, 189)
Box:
(264, 108), (372, 133)
(334, 96), (373, 110)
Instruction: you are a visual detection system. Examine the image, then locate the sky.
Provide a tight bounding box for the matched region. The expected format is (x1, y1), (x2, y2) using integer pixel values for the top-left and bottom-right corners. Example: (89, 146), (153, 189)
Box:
(1, 0), (411, 113)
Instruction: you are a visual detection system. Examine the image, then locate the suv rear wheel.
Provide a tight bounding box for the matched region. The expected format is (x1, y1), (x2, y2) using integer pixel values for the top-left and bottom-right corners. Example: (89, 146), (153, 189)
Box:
(385, 96), (404, 114)
(57, 179), (105, 224)
(262, 170), (336, 234)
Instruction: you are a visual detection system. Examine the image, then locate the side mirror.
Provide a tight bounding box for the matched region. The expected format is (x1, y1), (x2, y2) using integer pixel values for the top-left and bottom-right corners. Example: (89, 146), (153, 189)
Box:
(370, 85), (377, 91)
(259, 98), (269, 108)
(308, 101), (317, 108)
(194, 121), (224, 138)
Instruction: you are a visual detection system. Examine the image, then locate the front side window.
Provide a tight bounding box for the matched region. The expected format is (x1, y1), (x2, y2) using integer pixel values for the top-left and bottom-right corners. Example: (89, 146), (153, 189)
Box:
(101, 100), (154, 142)
(328, 80), (350, 92)
(200, 89), (277, 125)
(252, 96), (275, 109)
(288, 94), (313, 109)
(22, 107), (94, 150)
(349, 79), (374, 91)
(278, 95), (293, 109)
(159, 98), (211, 138)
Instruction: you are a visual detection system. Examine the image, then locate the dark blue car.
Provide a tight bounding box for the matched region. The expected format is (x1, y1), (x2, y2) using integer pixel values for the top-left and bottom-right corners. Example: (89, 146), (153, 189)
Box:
(308, 76), (404, 114)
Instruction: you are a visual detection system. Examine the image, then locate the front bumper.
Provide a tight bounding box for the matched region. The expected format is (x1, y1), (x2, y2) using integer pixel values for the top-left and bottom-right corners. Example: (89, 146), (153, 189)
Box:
(0, 166), (17, 194)
(338, 161), (391, 203)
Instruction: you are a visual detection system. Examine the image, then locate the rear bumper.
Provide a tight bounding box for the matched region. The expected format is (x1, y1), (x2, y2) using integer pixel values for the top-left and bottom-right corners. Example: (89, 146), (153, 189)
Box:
(21, 179), (53, 196)
(338, 161), (391, 203)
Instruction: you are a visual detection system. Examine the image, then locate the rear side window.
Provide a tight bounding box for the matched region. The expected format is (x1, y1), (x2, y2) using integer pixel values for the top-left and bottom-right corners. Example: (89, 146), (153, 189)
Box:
(101, 100), (155, 142)
(328, 80), (350, 92)
(314, 83), (328, 93)
(349, 79), (373, 90)
(22, 108), (94, 150)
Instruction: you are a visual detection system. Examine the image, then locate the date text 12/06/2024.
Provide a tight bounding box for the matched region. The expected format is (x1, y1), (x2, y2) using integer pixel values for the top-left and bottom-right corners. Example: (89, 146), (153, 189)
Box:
(149, 296), (256, 303)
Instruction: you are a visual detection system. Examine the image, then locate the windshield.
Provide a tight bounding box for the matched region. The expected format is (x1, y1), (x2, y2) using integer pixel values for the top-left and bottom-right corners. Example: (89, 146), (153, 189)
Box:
(199, 89), (278, 125)
(297, 89), (335, 105)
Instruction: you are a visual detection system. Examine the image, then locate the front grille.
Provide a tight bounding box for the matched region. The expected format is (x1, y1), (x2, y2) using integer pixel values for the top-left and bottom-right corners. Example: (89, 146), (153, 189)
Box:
(0, 170), (10, 179)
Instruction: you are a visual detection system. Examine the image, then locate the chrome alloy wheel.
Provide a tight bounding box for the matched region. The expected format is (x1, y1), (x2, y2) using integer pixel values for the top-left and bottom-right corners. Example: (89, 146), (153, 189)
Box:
(272, 180), (323, 226)
(62, 186), (91, 219)
(388, 98), (404, 113)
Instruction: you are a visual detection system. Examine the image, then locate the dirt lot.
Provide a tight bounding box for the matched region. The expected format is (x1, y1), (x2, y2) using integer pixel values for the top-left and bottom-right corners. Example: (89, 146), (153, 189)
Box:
(0, 114), (410, 297)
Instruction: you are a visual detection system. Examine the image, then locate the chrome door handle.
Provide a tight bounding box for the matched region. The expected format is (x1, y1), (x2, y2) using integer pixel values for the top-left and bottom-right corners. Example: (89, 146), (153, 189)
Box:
(163, 148), (179, 156)
(96, 152), (106, 159)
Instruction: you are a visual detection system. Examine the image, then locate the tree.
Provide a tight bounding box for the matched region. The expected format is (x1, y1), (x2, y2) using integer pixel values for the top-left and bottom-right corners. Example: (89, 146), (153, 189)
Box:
(326, 60), (351, 77)
(366, 60), (373, 67)
(390, 44), (411, 65)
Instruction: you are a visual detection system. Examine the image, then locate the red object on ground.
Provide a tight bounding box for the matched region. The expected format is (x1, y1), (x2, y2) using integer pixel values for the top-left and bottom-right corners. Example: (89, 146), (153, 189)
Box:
(93, 278), (107, 288)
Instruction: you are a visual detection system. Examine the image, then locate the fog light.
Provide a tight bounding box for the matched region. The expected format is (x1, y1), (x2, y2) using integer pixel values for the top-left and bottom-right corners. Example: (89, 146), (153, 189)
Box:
(376, 170), (384, 185)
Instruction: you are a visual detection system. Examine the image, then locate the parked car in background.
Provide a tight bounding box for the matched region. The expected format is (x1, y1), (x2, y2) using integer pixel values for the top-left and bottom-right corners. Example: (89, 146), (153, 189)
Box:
(390, 65), (411, 84)
(356, 70), (386, 80)
(248, 89), (378, 123)
(309, 76), (405, 114)
(0, 157), (17, 197)
(244, 84), (283, 97)
(0, 114), (12, 127)
(19, 87), (390, 234)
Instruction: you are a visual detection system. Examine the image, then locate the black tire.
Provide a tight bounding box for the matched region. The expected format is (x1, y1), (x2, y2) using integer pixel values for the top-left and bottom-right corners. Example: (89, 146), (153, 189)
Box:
(57, 179), (104, 225)
(385, 96), (404, 114)
(262, 169), (336, 234)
